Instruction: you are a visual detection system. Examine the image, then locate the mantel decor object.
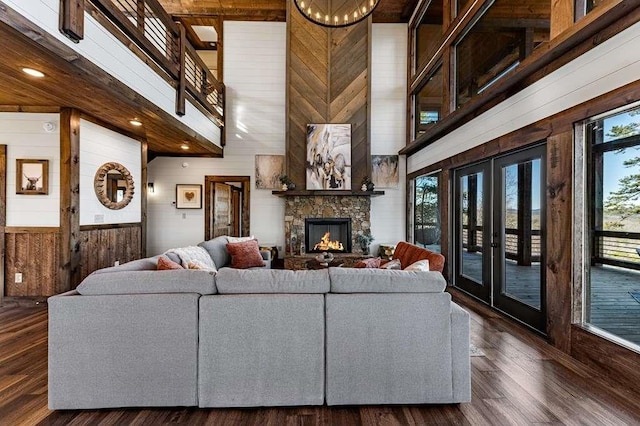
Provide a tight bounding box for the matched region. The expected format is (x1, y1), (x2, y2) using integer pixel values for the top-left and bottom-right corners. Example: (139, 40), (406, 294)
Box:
(294, 0), (380, 27)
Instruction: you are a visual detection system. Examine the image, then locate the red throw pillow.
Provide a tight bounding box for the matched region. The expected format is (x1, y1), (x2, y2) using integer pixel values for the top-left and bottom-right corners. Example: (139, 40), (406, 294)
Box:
(353, 257), (382, 268)
(157, 256), (183, 270)
(226, 240), (265, 269)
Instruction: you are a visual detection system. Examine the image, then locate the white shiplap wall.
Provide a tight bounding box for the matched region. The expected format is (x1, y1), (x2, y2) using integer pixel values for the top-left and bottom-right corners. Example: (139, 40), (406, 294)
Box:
(0, 113), (60, 227)
(370, 24), (408, 252)
(5, 0), (221, 147)
(147, 22), (287, 255)
(408, 20), (640, 173)
(79, 119), (142, 225)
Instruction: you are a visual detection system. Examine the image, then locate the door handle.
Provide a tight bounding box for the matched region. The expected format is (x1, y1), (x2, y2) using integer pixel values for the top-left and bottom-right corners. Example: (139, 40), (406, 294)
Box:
(491, 242), (499, 248)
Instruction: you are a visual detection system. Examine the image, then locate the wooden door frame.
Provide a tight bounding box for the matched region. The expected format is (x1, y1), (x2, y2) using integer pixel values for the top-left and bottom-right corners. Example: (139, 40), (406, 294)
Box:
(204, 175), (250, 239)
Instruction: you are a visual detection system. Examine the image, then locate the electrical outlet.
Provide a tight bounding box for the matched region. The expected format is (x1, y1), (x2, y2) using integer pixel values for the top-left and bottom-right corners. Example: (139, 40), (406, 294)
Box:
(114, 260), (120, 266)
(15, 272), (22, 283)
(94, 214), (104, 223)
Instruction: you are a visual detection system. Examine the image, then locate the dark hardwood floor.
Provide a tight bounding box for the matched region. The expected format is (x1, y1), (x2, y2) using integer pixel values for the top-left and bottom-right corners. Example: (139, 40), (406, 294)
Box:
(1, 294), (640, 425)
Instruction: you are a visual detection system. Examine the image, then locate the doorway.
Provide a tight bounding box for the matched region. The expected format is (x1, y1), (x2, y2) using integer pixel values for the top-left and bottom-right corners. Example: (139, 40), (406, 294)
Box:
(204, 176), (250, 239)
(453, 145), (546, 332)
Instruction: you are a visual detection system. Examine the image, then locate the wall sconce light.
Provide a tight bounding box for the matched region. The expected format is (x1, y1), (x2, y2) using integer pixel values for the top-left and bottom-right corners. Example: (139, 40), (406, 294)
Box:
(147, 182), (155, 194)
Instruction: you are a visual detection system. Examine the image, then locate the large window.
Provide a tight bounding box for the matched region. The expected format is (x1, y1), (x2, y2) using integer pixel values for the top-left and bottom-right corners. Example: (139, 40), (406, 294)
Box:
(411, 172), (441, 252)
(414, 65), (443, 137)
(414, 0), (444, 72)
(454, 0), (550, 108)
(583, 103), (640, 348)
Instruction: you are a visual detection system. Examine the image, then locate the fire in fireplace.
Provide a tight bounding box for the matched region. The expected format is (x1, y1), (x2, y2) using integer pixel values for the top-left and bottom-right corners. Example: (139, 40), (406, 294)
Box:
(305, 218), (352, 253)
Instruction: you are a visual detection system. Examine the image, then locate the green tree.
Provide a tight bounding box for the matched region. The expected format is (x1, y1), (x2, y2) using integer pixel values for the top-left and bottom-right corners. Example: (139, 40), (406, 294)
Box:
(604, 156), (640, 228)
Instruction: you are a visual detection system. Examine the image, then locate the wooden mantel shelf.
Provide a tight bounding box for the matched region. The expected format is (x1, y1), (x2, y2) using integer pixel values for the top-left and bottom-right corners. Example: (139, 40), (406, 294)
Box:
(272, 190), (385, 197)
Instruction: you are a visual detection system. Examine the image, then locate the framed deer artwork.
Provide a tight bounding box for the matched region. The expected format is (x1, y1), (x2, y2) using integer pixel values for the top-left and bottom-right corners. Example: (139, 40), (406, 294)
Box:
(16, 159), (49, 195)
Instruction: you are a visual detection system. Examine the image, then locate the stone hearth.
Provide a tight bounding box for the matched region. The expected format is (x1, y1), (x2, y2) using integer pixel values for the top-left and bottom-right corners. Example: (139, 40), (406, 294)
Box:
(284, 195), (371, 255)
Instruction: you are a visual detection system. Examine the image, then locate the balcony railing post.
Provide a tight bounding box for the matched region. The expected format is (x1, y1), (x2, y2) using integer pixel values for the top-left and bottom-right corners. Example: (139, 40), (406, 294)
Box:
(136, 0), (145, 32)
(176, 22), (186, 116)
(59, 0), (85, 43)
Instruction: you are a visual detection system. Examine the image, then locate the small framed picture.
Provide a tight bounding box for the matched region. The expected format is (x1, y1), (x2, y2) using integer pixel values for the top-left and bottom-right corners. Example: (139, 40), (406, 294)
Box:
(17, 159), (49, 195)
(176, 184), (202, 209)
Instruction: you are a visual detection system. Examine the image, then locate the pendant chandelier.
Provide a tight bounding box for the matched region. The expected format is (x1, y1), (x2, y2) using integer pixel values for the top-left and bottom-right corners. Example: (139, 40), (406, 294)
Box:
(293, 0), (381, 28)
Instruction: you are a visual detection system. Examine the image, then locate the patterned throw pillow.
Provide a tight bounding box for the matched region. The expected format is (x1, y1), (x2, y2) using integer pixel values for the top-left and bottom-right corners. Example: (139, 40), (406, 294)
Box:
(157, 256), (183, 270)
(353, 257), (382, 268)
(226, 240), (266, 269)
(379, 258), (401, 270)
(404, 259), (430, 271)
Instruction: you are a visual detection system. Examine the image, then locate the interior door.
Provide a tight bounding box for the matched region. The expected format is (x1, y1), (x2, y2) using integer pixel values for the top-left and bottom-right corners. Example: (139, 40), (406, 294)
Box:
(492, 146), (546, 332)
(453, 145), (546, 333)
(213, 182), (231, 237)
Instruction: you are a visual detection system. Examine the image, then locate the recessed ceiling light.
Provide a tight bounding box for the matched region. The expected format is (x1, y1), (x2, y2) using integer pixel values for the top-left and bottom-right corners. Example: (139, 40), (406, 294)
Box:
(22, 68), (45, 78)
(129, 119), (142, 127)
(180, 143), (190, 150)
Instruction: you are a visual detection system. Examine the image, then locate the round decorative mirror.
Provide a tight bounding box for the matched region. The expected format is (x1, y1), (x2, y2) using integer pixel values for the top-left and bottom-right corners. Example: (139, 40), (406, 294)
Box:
(94, 162), (135, 210)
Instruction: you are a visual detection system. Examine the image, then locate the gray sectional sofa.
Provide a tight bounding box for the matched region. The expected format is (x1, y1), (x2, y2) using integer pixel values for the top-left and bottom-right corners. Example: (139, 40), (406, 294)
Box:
(48, 239), (471, 409)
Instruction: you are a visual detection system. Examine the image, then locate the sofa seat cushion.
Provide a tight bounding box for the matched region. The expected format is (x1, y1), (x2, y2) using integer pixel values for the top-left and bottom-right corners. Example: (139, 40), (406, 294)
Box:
(215, 268), (330, 294)
(77, 270), (217, 295)
(328, 267), (446, 293)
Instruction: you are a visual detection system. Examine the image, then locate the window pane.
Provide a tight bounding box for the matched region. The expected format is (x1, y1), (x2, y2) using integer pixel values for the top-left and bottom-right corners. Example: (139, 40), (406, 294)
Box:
(455, 0), (550, 108)
(586, 0), (607, 14)
(414, 173), (441, 252)
(414, 66), (443, 137)
(587, 104), (640, 348)
(415, 0), (443, 71)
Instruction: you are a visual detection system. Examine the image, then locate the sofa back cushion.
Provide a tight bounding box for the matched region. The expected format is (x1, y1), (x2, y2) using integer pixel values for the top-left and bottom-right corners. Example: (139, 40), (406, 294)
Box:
(77, 270), (217, 295)
(329, 267), (446, 293)
(393, 241), (445, 272)
(198, 236), (230, 269)
(215, 268), (330, 294)
(91, 256), (160, 274)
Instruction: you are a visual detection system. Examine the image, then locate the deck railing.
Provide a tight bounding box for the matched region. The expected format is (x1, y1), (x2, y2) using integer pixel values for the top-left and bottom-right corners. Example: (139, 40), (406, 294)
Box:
(63, 0), (224, 126)
(593, 230), (640, 271)
(459, 225), (541, 263)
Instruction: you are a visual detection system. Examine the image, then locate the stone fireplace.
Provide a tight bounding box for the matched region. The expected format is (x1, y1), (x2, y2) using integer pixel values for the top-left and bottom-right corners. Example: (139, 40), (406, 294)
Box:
(283, 195), (371, 256)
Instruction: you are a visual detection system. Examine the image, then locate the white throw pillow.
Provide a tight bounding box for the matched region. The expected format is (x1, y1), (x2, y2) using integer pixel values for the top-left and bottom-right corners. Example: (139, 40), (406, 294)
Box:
(404, 259), (430, 271)
(380, 259), (401, 270)
(227, 235), (256, 243)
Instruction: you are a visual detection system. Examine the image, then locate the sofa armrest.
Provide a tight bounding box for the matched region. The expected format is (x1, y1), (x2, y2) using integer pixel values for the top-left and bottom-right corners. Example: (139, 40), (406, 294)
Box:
(450, 302), (471, 402)
(260, 249), (272, 269)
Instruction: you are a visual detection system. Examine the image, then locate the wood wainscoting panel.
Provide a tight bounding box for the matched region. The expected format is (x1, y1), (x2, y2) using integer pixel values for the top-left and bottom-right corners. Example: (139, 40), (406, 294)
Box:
(78, 225), (142, 282)
(5, 231), (59, 296)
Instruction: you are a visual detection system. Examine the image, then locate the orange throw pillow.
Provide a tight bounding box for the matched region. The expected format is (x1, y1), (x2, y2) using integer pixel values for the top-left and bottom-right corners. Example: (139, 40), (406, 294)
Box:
(226, 240), (265, 269)
(157, 256), (183, 270)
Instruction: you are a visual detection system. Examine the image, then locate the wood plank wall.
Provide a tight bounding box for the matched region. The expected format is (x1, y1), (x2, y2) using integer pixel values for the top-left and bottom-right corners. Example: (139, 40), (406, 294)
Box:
(5, 229), (59, 296)
(78, 225), (142, 282)
(287, 1), (370, 187)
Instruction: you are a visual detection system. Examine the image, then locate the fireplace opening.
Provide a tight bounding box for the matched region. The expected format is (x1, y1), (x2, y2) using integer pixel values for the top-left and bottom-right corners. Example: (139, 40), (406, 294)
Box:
(305, 218), (352, 253)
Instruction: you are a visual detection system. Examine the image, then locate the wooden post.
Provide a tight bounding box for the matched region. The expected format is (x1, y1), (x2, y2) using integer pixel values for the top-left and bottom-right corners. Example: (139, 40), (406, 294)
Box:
(141, 141), (148, 258)
(59, 0), (84, 43)
(136, 0), (145, 32)
(550, 0), (575, 39)
(175, 22), (186, 116)
(546, 132), (573, 352)
(0, 145), (6, 305)
(59, 108), (81, 292)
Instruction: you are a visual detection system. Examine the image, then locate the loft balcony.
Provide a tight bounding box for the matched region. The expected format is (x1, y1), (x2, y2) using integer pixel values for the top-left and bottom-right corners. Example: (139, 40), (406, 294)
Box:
(0, 0), (224, 157)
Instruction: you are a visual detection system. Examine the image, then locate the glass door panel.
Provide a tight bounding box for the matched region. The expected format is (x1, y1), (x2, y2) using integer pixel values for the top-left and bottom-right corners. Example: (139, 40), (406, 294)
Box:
(493, 146), (546, 332)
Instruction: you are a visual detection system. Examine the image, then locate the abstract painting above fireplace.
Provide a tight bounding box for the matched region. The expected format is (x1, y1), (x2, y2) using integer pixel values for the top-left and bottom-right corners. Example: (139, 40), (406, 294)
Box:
(305, 218), (352, 253)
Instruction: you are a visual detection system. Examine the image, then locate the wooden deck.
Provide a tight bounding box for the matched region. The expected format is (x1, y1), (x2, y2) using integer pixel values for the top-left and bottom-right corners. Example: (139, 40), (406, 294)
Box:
(461, 251), (640, 346)
(1, 297), (640, 425)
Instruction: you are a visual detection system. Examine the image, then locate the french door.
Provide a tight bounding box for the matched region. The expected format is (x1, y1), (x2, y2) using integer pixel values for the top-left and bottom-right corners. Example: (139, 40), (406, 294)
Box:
(453, 145), (546, 332)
